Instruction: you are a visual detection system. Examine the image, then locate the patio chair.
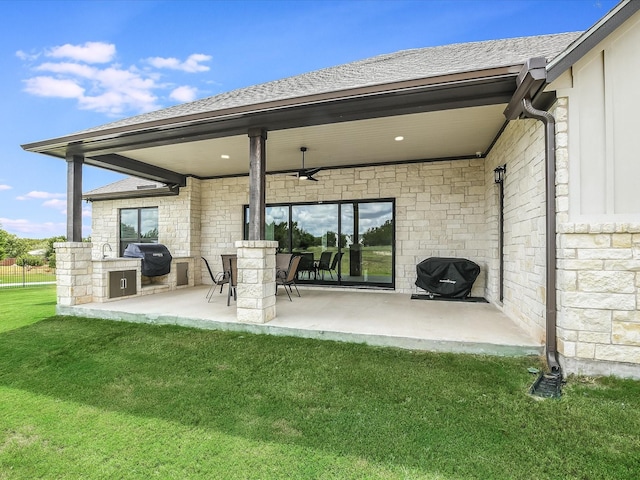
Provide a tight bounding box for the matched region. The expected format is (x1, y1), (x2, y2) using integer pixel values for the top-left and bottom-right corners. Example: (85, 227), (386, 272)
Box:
(316, 251), (333, 280)
(226, 255), (238, 306)
(296, 252), (316, 280)
(276, 255), (302, 301)
(201, 256), (229, 302)
(328, 252), (343, 280)
(276, 253), (293, 277)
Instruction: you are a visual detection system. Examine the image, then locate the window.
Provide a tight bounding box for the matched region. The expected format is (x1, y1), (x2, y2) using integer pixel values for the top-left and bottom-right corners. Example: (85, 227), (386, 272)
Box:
(119, 207), (159, 256)
(244, 199), (394, 288)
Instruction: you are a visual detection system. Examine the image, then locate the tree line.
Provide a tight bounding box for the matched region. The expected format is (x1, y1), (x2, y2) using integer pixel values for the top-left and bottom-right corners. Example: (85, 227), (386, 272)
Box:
(270, 219), (392, 250)
(0, 224), (65, 267)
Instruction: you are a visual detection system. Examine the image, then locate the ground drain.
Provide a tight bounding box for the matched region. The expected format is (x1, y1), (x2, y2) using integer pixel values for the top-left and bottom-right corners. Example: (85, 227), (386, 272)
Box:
(529, 372), (563, 398)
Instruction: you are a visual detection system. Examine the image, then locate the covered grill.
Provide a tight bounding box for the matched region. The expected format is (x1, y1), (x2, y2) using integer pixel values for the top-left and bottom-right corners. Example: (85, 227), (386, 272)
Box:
(415, 257), (480, 299)
(123, 243), (172, 277)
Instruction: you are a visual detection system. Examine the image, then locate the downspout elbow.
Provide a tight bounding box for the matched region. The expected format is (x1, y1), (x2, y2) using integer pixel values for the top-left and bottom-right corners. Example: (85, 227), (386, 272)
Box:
(521, 97), (561, 374)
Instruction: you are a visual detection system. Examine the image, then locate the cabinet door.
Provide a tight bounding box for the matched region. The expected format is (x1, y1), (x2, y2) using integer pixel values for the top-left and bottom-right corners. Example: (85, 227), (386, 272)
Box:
(108, 270), (137, 298)
(109, 271), (123, 298)
(177, 262), (188, 286)
(122, 270), (137, 296)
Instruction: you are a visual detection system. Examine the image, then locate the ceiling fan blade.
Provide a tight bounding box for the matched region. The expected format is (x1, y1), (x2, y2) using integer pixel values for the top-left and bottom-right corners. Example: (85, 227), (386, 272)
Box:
(294, 148), (321, 181)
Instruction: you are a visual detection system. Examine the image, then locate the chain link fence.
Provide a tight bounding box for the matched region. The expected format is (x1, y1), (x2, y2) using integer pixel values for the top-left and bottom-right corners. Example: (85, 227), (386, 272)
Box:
(0, 259), (56, 288)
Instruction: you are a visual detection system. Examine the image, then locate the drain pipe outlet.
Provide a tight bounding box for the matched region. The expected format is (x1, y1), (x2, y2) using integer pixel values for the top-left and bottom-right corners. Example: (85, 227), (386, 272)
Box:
(521, 97), (560, 373)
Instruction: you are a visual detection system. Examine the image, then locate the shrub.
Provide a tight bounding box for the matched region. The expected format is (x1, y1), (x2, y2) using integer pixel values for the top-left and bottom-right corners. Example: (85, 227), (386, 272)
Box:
(17, 254), (45, 267)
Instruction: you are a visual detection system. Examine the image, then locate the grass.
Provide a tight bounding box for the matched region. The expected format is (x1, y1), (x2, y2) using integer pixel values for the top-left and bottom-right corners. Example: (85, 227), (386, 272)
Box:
(1, 289), (640, 478)
(303, 246), (393, 277)
(0, 285), (56, 332)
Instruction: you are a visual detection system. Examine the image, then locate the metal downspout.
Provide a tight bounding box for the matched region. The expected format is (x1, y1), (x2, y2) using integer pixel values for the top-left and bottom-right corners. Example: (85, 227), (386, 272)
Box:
(521, 97), (560, 373)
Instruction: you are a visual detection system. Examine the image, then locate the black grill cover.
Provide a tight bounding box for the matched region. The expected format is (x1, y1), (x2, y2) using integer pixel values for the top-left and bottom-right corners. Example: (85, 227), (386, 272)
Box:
(415, 257), (480, 298)
(123, 243), (172, 277)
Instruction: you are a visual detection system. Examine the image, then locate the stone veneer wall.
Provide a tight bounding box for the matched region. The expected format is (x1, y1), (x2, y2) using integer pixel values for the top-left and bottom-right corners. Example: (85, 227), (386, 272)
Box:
(91, 177), (202, 284)
(54, 242), (93, 306)
(484, 114), (548, 343)
(555, 96), (640, 378)
(200, 160), (488, 296)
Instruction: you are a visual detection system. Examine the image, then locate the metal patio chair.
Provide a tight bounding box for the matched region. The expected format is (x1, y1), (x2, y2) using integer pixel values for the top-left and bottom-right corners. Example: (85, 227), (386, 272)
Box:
(226, 255), (238, 306)
(316, 251), (333, 280)
(327, 252), (343, 280)
(201, 256), (229, 302)
(276, 253), (293, 277)
(296, 252), (316, 279)
(276, 255), (302, 301)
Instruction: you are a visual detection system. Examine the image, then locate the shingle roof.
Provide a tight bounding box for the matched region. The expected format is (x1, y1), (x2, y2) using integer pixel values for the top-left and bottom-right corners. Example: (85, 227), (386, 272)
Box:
(76, 32), (581, 136)
(84, 176), (165, 197)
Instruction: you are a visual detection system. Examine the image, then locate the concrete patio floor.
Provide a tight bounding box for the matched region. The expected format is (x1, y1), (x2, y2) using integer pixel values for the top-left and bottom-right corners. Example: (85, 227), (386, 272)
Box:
(57, 285), (543, 357)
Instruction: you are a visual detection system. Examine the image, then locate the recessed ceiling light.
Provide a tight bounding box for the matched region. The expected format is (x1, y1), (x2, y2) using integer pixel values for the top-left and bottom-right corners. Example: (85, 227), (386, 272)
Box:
(395, 136), (404, 141)
(221, 154), (230, 159)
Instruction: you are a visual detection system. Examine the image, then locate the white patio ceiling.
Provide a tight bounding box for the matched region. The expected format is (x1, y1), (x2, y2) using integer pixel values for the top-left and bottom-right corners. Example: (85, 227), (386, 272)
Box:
(116, 103), (507, 178)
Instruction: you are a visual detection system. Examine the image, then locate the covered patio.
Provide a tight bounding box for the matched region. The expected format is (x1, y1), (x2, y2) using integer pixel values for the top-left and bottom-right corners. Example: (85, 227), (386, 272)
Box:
(57, 286), (542, 357)
(23, 30), (580, 367)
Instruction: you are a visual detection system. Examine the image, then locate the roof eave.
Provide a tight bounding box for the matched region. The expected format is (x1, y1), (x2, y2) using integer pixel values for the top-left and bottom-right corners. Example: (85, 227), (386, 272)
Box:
(21, 65), (523, 157)
(547, 0), (640, 83)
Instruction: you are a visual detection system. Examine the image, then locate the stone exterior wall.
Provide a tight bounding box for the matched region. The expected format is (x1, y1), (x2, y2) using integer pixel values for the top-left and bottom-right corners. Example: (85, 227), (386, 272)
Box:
(90, 177), (201, 264)
(484, 116), (548, 342)
(199, 160), (489, 295)
(555, 96), (640, 378)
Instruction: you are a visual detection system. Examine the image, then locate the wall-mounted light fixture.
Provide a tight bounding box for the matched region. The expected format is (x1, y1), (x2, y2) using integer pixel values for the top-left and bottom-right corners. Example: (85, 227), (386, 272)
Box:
(494, 164), (506, 184)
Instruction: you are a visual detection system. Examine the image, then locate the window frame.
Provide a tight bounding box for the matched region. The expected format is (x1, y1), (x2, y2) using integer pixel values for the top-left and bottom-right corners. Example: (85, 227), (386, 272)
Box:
(118, 206), (159, 256)
(243, 198), (395, 288)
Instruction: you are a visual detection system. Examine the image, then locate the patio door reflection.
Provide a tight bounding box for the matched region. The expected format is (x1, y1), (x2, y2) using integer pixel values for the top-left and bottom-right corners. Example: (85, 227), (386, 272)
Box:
(244, 199), (394, 287)
(266, 206), (290, 252)
(292, 204), (338, 281)
(341, 201), (393, 286)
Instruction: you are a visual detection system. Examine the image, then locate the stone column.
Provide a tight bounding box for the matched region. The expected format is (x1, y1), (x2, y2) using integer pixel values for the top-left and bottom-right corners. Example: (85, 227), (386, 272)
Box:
(235, 240), (278, 323)
(55, 242), (93, 306)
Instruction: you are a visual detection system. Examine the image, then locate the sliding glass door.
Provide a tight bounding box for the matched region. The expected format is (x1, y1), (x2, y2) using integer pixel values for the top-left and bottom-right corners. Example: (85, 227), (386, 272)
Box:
(244, 199), (394, 288)
(341, 201), (393, 286)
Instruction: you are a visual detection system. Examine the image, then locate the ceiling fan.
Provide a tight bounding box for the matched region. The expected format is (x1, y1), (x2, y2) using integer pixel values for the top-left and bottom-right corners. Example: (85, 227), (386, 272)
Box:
(295, 146), (321, 181)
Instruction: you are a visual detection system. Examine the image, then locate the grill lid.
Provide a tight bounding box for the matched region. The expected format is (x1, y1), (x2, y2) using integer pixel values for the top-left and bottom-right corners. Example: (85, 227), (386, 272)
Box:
(123, 243), (172, 276)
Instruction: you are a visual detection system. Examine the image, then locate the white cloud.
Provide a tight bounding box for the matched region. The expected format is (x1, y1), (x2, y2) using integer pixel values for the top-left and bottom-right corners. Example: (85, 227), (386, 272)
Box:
(17, 191), (66, 201)
(23, 76), (85, 99)
(21, 41), (211, 116)
(0, 184), (12, 191)
(16, 50), (40, 61)
(42, 199), (67, 210)
(147, 53), (211, 73)
(37, 62), (97, 78)
(170, 85), (198, 102)
(47, 41), (116, 64)
(0, 217), (66, 236)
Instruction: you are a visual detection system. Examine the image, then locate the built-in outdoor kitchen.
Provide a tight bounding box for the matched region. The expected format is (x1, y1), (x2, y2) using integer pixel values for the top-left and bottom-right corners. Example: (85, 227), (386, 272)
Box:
(93, 243), (194, 302)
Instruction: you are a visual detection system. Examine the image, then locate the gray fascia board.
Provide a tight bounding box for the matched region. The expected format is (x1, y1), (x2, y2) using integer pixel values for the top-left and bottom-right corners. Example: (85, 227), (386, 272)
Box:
(547, 0), (640, 83)
(84, 154), (187, 187)
(83, 187), (178, 202)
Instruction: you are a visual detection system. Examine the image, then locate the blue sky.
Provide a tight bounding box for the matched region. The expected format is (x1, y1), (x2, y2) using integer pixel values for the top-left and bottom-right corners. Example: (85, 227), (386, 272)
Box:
(0, 0), (620, 238)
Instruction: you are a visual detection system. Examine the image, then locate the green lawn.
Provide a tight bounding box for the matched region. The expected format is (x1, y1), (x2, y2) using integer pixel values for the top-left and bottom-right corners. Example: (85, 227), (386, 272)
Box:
(0, 285), (56, 332)
(1, 288), (639, 479)
(301, 246), (392, 277)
